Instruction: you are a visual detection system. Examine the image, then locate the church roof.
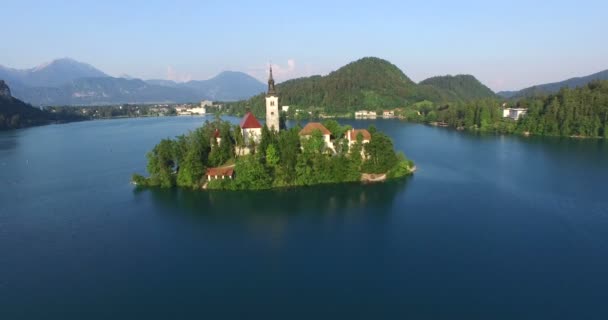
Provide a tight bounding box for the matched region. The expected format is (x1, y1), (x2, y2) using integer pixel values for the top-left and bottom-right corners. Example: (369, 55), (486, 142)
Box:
(240, 112), (262, 129)
(348, 129), (371, 141)
(299, 122), (331, 136)
(213, 128), (220, 138)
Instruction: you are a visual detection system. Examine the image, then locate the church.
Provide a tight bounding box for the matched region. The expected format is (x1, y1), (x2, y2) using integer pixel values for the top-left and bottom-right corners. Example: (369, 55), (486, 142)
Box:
(238, 65), (280, 145)
(236, 65), (280, 154)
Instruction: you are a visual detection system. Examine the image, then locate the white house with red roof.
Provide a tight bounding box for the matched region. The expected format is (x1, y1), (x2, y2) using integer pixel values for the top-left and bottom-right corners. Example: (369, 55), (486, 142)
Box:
(299, 122), (334, 151)
(240, 111), (262, 145)
(346, 128), (371, 146)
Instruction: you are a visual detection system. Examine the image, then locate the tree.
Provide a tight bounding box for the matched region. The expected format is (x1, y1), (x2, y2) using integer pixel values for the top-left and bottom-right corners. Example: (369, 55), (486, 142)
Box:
(363, 132), (397, 173)
(266, 144), (279, 167)
(146, 139), (177, 187)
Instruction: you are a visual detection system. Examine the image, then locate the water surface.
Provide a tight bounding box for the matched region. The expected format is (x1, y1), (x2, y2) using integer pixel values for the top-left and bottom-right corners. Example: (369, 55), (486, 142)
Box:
(1, 117), (607, 319)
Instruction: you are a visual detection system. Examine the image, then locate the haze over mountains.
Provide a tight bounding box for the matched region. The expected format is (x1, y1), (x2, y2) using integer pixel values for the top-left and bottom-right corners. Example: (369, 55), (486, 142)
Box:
(0, 58), (266, 106)
(1, 57), (607, 107)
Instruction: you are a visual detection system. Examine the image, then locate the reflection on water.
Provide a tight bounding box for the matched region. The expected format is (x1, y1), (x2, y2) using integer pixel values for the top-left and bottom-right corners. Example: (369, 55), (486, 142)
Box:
(0, 132), (19, 151)
(136, 178), (410, 223)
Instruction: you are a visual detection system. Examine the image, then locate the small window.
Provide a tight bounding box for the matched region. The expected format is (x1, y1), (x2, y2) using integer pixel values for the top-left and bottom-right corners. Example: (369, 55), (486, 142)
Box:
(271, 112), (274, 115)
(270, 101), (275, 106)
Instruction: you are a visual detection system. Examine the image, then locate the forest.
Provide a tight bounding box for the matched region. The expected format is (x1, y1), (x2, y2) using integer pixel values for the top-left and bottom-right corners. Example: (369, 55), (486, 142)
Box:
(132, 118), (414, 190)
(224, 57), (497, 118)
(415, 80), (608, 138)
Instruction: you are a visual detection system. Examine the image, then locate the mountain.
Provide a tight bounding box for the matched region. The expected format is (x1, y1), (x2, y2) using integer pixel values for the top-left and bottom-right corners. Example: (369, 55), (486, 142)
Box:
(232, 57), (495, 115)
(0, 58), (108, 88)
(1, 58), (265, 106)
(0, 80), (81, 129)
(235, 57), (419, 114)
(497, 69), (608, 99)
(182, 71), (266, 101)
(418, 74), (496, 101)
(11, 77), (201, 106)
(148, 71), (266, 101)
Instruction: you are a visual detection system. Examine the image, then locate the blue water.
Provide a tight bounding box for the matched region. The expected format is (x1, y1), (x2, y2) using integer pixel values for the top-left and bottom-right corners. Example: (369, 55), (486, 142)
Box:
(1, 116), (607, 319)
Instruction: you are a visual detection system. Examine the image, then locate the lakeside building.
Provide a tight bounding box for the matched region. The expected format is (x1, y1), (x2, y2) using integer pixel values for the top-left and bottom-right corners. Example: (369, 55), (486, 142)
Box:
(176, 105), (207, 116)
(355, 110), (377, 119)
(383, 110), (395, 118)
(503, 107), (527, 120)
(201, 100), (213, 108)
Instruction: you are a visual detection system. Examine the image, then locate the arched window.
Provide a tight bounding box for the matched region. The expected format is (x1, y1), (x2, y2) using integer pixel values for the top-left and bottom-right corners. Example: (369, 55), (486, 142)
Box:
(270, 101), (275, 106)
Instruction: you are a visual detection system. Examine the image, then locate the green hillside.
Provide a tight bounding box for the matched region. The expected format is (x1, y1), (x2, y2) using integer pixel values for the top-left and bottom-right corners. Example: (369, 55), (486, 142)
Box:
(227, 57), (496, 116)
(419, 74), (496, 101)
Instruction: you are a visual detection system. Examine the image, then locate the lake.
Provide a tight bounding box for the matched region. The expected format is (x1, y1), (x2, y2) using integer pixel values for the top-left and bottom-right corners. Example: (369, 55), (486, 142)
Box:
(1, 116), (607, 319)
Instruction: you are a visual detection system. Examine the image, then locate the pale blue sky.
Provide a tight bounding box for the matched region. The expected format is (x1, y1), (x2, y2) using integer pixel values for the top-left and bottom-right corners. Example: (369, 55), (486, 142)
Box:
(2, 0), (607, 91)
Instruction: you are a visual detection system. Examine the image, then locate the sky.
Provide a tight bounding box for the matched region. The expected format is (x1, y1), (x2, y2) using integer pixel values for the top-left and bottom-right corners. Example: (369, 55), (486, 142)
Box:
(1, 0), (607, 91)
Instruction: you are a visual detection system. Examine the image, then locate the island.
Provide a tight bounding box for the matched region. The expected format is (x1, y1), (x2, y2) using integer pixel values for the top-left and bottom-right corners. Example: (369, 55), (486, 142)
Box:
(132, 66), (414, 190)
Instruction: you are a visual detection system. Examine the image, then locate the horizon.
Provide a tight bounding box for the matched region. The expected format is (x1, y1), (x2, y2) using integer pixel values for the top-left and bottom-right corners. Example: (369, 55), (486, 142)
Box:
(2, 0), (608, 92)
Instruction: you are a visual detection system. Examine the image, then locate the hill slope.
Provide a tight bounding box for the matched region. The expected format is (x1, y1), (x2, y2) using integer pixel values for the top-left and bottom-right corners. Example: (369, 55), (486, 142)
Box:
(235, 57), (419, 114)
(498, 69), (608, 99)
(419, 74), (496, 101)
(230, 57), (496, 115)
(0, 80), (82, 129)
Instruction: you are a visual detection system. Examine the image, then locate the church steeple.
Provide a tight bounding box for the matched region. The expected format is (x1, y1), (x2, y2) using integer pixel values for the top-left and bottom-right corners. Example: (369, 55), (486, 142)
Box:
(267, 64), (276, 96)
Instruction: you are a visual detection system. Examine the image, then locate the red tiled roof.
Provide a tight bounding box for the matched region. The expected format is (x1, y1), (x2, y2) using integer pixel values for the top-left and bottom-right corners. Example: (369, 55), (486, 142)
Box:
(213, 128), (220, 138)
(206, 166), (234, 177)
(299, 122), (331, 136)
(348, 129), (371, 141)
(240, 112), (262, 129)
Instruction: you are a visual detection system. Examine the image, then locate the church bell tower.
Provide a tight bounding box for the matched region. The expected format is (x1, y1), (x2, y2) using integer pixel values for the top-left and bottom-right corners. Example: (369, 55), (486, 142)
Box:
(265, 65), (280, 131)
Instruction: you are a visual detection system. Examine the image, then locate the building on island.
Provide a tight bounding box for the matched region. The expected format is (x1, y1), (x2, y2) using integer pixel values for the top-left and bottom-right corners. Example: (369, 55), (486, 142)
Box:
(212, 128), (221, 145)
(281, 105), (290, 113)
(346, 128), (371, 146)
(299, 122), (333, 150)
(236, 65), (281, 154)
(240, 112), (262, 145)
(265, 65), (280, 131)
(503, 107), (527, 120)
(205, 166), (234, 181)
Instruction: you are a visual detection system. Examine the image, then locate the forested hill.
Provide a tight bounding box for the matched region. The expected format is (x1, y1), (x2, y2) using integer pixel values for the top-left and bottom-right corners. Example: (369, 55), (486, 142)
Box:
(227, 57), (495, 116)
(498, 69), (608, 99)
(418, 75), (496, 101)
(0, 80), (82, 130)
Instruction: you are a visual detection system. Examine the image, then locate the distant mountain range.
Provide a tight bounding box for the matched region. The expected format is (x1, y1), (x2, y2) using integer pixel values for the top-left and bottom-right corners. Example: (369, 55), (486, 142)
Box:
(0, 58), (265, 106)
(497, 69), (608, 99)
(235, 57), (497, 115)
